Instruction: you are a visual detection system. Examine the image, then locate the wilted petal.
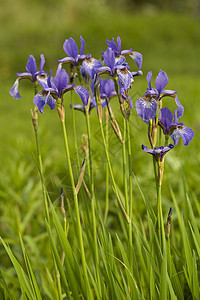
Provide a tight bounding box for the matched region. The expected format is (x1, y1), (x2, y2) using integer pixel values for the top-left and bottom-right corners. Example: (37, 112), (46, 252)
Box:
(9, 79), (22, 99)
(129, 51), (143, 69)
(155, 70), (168, 95)
(63, 38), (79, 59)
(26, 55), (37, 77)
(136, 97), (157, 123)
(74, 85), (90, 107)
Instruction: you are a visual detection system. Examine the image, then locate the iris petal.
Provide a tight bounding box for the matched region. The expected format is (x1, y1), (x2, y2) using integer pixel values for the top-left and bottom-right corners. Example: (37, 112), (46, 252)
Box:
(9, 79), (22, 99)
(136, 97), (157, 124)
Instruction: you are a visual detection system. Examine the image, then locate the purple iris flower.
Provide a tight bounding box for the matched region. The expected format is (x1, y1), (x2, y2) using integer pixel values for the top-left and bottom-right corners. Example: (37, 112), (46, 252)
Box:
(33, 69), (74, 113)
(10, 54), (46, 99)
(104, 36), (143, 69)
(159, 107), (194, 146)
(98, 47), (133, 90)
(58, 36), (91, 67)
(72, 78), (117, 113)
(81, 57), (102, 80)
(136, 70), (184, 124)
(142, 144), (174, 162)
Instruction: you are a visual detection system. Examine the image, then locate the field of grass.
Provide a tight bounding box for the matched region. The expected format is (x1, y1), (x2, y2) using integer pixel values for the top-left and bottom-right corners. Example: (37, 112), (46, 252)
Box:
(0, 0), (200, 299)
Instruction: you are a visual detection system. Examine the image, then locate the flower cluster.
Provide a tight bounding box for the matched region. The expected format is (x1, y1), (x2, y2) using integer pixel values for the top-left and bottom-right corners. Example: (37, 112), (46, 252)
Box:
(136, 70), (194, 161)
(10, 35), (194, 162)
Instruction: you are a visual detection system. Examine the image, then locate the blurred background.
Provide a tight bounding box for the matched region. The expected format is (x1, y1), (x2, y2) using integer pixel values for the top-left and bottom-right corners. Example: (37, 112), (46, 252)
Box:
(0, 0), (200, 204)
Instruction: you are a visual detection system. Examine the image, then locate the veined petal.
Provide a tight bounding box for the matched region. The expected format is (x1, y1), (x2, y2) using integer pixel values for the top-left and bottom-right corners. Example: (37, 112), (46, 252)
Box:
(46, 92), (56, 111)
(155, 70), (168, 94)
(82, 58), (102, 79)
(106, 38), (118, 54)
(117, 36), (121, 54)
(33, 93), (46, 113)
(159, 107), (173, 134)
(136, 97), (157, 124)
(26, 55), (37, 77)
(146, 71), (152, 89)
(74, 85), (90, 107)
(80, 36), (85, 55)
(9, 79), (22, 99)
(16, 72), (32, 78)
(104, 48), (115, 70)
(58, 57), (75, 65)
(117, 68), (133, 90)
(129, 51), (143, 69)
(171, 126), (194, 146)
(54, 69), (69, 94)
(39, 54), (45, 74)
(175, 95), (184, 118)
(63, 37), (78, 59)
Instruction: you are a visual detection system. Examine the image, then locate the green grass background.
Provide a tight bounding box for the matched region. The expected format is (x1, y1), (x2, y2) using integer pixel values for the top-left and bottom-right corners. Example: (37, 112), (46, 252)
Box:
(0, 0), (200, 297)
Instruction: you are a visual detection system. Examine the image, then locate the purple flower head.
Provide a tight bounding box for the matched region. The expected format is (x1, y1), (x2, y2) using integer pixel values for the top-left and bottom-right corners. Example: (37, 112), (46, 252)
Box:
(33, 69), (74, 113)
(159, 107), (194, 146)
(58, 36), (91, 67)
(136, 70), (184, 124)
(70, 86), (94, 114)
(98, 48), (133, 90)
(104, 36), (143, 69)
(142, 144), (174, 162)
(81, 57), (102, 80)
(10, 54), (46, 99)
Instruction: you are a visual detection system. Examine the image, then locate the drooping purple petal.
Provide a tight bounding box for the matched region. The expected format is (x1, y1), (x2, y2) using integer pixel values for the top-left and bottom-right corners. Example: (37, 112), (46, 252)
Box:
(46, 92), (56, 111)
(136, 97), (157, 124)
(26, 55), (37, 78)
(33, 93), (46, 113)
(155, 70), (168, 95)
(16, 72), (32, 78)
(117, 68), (133, 90)
(80, 36), (85, 55)
(142, 144), (174, 161)
(82, 58), (102, 79)
(74, 85), (90, 107)
(103, 48), (115, 70)
(63, 38), (79, 59)
(170, 126), (194, 146)
(142, 145), (155, 155)
(58, 56), (75, 65)
(175, 95), (184, 118)
(9, 79), (22, 99)
(129, 51), (143, 69)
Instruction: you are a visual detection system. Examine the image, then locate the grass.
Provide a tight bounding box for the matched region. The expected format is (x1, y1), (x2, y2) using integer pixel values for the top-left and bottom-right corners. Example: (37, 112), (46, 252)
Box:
(0, 0), (200, 298)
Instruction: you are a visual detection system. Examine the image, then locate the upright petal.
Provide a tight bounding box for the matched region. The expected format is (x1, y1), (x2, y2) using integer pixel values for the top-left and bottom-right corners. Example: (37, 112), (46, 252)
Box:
(39, 54), (45, 74)
(9, 79), (22, 99)
(103, 48), (115, 70)
(106, 38), (118, 54)
(155, 70), (168, 95)
(63, 38), (78, 59)
(159, 107), (173, 134)
(175, 95), (184, 118)
(26, 55), (37, 77)
(117, 36), (121, 54)
(80, 36), (85, 55)
(146, 71), (152, 89)
(74, 86), (90, 107)
(54, 69), (69, 94)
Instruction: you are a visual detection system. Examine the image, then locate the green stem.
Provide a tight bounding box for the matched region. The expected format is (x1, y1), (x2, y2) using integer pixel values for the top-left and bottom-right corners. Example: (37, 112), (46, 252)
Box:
(157, 163), (165, 250)
(98, 112), (130, 223)
(85, 108), (101, 296)
(104, 108), (109, 222)
(127, 120), (133, 263)
(71, 90), (80, 167)
(59, 108), (92, 299)
(123, 118), (129, 213)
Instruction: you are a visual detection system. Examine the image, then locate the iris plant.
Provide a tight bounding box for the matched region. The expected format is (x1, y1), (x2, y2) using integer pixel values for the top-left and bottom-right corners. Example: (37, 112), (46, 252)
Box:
(159, 107), (194, 146)
(58, 36), (91, 67)
(136, 70), (184, 124)
(142, 144), (174, 162)
(10, 54), (46, 99)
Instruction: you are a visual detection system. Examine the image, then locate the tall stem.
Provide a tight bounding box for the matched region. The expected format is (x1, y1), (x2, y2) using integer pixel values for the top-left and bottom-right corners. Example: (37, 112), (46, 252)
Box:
(122, 118), (129, 213)
(98, 110), (130, 223)
(127, 120), (133, 265)
(58, 105), (92, 299)
(85, 109), (101, 296)
(104, 108), (109, 222)
(157, 162), (165, 250)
